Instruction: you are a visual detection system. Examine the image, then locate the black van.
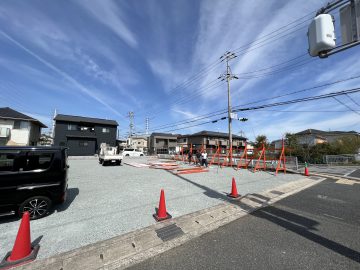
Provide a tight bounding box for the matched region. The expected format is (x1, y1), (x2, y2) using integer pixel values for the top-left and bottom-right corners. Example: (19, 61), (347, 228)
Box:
(0, 146), (68, 219)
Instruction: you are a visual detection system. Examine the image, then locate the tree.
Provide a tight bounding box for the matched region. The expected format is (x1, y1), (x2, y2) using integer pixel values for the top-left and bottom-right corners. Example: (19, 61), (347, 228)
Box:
(254, 135), (268, 149)
(331, 135), (360, 154)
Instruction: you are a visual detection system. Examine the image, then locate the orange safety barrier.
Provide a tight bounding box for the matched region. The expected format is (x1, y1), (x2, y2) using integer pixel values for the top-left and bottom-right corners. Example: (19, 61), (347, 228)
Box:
(253, 144), (266, 172)
(209, 144), (221, 166)
(275, 139), (286, 175)
(237, 142), (252, 170)
(221, 147), (233, 167)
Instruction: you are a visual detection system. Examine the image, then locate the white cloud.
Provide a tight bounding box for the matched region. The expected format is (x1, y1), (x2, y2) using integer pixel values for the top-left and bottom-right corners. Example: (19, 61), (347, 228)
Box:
(0, 31), (126, 118)
(75, 0), (137, 48)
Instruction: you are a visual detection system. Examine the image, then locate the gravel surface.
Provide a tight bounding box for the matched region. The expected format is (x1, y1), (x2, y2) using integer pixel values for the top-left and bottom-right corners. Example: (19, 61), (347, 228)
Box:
(0, 157), (304, 259)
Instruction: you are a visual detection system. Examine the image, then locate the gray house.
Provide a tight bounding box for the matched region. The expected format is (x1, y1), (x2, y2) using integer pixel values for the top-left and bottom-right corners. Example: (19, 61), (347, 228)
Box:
(148, 133), (178, 154)
(178, 130), (247, 153)
(53, 114), (118, 156)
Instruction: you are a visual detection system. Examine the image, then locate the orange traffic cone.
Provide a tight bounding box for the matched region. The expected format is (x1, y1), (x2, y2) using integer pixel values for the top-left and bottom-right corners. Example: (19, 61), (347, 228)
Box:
(153, 189), (172, 221)
(227, 177), (240, 198)
(0, 212), (40, 269)
(304, 167), (309, 176)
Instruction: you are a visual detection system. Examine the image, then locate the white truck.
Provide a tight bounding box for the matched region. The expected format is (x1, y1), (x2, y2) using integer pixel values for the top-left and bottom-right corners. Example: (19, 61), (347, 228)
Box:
(99, 144), (123, 166)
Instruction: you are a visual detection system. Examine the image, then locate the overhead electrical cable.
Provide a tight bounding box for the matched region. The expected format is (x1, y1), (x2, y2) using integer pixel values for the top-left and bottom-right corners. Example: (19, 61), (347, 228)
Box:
(136, 87), (360, 135)
(146, 75), (360, 131)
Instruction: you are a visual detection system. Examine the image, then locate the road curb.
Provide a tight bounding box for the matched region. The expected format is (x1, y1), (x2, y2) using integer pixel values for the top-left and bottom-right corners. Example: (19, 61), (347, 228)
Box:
(13, 177), (326, 270)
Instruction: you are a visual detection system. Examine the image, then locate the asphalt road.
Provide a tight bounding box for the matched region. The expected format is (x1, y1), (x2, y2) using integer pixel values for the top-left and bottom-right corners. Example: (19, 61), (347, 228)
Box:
(307, 165), (360, 178)
(127, 178), (360, 270)
(348, 169), (360, 178)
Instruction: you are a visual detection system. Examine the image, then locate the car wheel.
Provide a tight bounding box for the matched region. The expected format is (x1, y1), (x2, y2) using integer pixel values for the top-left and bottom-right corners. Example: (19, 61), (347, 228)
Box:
(99, 159), (103, 164)
(116, 160), (121, 166)
(102, 161), (107, 166)
(140, 154), (144, 156)
(19, 196), (52, 220)
(125, 154), (130, 156)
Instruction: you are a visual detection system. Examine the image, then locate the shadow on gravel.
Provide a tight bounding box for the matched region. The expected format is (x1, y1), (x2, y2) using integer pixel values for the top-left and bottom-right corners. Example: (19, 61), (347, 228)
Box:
(56, 187), (79, 212)
(167, 171), (230, 202)
(166, 171), (276, 211)
(252, 206), (360, 264)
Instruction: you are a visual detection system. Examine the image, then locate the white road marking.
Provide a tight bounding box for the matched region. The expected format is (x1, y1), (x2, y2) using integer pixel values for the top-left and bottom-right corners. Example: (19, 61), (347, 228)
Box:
(317, 194), (346, 203)
(335, 179), (357, 185)
(344, 169), (357, 177)
(323, 213), (344, 220)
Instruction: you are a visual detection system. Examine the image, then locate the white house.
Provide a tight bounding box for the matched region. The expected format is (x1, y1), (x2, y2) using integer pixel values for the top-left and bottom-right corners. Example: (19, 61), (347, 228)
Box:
(0, 107), (47, 146)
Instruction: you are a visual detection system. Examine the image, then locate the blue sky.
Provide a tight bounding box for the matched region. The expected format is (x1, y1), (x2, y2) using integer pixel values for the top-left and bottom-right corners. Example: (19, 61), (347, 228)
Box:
(0, 0), (359, 141)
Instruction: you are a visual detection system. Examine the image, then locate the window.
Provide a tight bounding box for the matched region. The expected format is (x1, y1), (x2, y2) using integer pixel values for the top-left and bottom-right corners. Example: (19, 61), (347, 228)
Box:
(169, 139), (177, 143)
(59, 142), (66, 146)
(102, 128), (110, 133)
(79, 126), (94, 131)
(68, 124), (77, 130)
(23, 152), (53, 171)
(79, 141), (89, 147)
(138, 142), (141, 144)
(13, 121), (30, 130)
(0, 151), (17, 172)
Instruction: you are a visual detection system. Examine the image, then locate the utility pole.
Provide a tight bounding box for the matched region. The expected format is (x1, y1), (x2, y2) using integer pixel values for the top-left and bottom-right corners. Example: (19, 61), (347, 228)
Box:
(219, 52), (238, 154)
(128, 112), (134, 138)
(51, 108), (57, 139)
(145, 117), (149, 135)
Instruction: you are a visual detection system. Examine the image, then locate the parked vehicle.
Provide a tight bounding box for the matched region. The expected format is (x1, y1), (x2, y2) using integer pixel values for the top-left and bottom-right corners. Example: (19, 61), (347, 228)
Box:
(0, 146), (68, 220)
(122, 148), (144, 157)
(98, 143), (123, 166)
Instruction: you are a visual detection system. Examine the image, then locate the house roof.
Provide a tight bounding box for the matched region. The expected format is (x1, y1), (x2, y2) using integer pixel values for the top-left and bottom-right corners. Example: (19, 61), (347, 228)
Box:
(0, 107), (47, 128)
(150, 132), (179, 137)
(188, 130), (247, 140)
(54, 114), (118, 126)
(295, 129), (359, 136)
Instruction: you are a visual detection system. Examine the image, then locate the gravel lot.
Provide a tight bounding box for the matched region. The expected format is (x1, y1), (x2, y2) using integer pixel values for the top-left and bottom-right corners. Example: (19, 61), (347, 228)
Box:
(0, 157), (304, 259)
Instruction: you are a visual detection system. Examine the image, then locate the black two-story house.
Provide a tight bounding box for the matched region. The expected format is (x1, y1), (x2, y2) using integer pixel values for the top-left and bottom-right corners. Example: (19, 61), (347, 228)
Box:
(53, 114), (118, 156)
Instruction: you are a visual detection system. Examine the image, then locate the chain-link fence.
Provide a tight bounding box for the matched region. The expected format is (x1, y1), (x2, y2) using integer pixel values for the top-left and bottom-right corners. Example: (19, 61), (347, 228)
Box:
(323, 154), (357, 165)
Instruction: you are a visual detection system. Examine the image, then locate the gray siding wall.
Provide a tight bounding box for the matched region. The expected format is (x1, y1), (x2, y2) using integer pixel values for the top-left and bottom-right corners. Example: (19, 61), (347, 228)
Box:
(29, 122), (41, 146)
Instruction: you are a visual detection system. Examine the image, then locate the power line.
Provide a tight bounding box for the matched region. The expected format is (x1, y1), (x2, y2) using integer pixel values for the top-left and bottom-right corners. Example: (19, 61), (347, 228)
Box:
(146, 74), (360, 131)
(252, 109), (360, 113)
(136, 11), (317, 118)
(233, 88), (360, 112)
(137, 87), (360, 135)
(235, 58), (315, 79)
(231, 9), (315, 53)
(233, 53), (308, 75)
(332, 96), (360, 116)
(345, 94), (360, 107)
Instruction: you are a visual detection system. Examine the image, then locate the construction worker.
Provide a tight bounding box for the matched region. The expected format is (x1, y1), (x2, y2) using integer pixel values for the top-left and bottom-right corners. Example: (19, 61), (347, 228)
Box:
(188, 150), (193, 164)
(196, 150), (202, 166)
(201, 151), (208, 167)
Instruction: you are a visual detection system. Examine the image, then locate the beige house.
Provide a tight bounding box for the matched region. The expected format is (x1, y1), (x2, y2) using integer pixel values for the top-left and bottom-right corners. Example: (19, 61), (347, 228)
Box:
(0, 107), (47, 146)
(295, 129), (359, 146)
(127, 136), (148, 152)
